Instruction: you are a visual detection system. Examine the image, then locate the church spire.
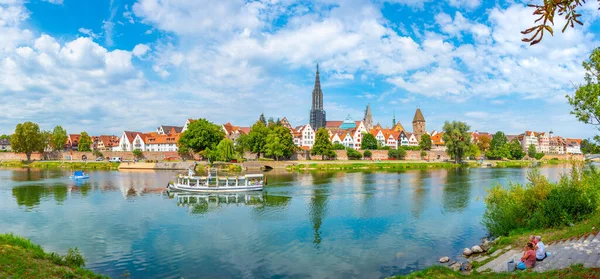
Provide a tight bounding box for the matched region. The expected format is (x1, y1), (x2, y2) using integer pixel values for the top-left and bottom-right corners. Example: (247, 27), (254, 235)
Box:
(363, 104), (373, 131)
(310, 63), (326, 130)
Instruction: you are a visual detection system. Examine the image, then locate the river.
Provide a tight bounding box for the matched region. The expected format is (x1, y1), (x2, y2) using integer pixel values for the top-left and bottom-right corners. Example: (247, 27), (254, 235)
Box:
(0, 166), (572, 278)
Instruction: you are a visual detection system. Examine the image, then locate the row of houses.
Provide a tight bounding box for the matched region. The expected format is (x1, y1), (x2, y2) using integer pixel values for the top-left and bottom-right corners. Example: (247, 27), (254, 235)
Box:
(471, 131), (582, 155)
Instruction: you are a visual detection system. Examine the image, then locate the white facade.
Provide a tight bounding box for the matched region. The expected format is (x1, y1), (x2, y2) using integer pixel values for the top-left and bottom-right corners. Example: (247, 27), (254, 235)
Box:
(182, 119), (192, 133)
(299, 124), (315, 148)
(408, 134), (419, 146)
(386, 134), (397, 149)
(521, 132), (539, 151)
(115, 132), (145, 151)
(331, 133), (342, 144)
(399, 132), (410, 146)
(374, 130), (385, 146)
(342, 133), (354, 149)
(537, 132), (550, 153)
(352, 122), (366, 150)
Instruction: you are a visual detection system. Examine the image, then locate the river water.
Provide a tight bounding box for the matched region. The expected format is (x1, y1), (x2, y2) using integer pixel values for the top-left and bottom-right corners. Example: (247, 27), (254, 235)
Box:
(0, 166), (571, 278)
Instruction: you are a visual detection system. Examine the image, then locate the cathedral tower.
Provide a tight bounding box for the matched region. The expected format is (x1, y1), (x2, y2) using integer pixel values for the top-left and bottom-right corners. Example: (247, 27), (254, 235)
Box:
(363, 104), (373, 131)
(412, 108), (426, 141)
(310, 64), (326, 130)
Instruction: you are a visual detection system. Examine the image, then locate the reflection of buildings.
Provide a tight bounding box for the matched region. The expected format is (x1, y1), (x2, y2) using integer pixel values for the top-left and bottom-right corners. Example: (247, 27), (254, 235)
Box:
(442, 168), (472, 213)
(308, 172), (334, 247)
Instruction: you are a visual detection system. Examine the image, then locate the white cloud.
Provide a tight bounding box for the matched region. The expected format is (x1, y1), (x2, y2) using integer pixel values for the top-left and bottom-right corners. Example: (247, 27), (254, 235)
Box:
(387, 67), (468, 97)
(132, 44), (150, 58)
(447, 0), (480, 9)
(78, 28), (99, 39)
(42, 0), (63, 4)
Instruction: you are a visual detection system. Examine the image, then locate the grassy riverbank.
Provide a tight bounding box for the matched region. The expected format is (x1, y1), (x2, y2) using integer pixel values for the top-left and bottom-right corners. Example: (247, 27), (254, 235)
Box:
(287, 161), (459, 171)
(0, 161), (120, 170)
(0, 234), (107, 279)
(394, 264), (600, 278)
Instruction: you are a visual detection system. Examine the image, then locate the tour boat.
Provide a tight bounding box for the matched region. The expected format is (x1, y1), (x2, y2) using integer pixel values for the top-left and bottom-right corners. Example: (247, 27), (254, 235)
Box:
(69, 171), (89, 180)
(167, 168), (264, 192)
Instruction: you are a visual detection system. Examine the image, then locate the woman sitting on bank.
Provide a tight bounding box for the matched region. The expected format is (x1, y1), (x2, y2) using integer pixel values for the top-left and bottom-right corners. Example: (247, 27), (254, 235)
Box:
(516, 242), (537, 270)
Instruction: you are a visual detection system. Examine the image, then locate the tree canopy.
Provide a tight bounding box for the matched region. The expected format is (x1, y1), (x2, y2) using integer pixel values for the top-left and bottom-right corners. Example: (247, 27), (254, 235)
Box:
(133, 149), (144, 159)
(528, 144), (537, 159)
(442, 121), (472, 163)
(509, 138), (526, 160)
(178, 118), (225, 153)
(487, 132), (510, 160)
(523, 1), (599, 45)
(567, 47), (600, 133)
(0, 134), (10, 140)
(248, 120), (269, 158)
(476, 136), (491, 153)
(216, 138), (236, 162)
(234, 133), (251, 159)
(11, 122), (47, 162)
(264, 125), (294, 161)
(311, 128), (333, 160)
(78, 132), (92, 152)
(581, 137), (600, 154)
(361, 133), (378, 150)
(419, 134), (432, 151)
(51, 126), (67, 151)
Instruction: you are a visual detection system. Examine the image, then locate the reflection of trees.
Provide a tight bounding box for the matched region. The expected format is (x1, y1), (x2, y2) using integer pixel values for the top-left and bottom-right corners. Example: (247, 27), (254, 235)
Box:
(12, 184), (70, 208)
(410, 170), (427, 219)
(10, 168), (64, 182)
(442, 168), (472, 213)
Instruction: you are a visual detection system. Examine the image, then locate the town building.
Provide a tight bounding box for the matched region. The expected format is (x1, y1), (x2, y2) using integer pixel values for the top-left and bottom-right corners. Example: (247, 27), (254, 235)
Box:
(222, 122), (249, 142)
(93, 135), (119, 151)
(520, 131), (539, 152)
(549, 136), (566, 154)
(145, 132), (179, 152)
(431, 132), (446, 151)
(566, 138), (582, 154)
(0, 138), (10, 151)
(157, 125), (183, 135)
(412, 108), (426, 141)
(115, 131), (145, 151)
(66, 134), (81, 150)
(309, 64), (326, 130)
(296, 124), (315, 148)
(537, 132), (550, 153)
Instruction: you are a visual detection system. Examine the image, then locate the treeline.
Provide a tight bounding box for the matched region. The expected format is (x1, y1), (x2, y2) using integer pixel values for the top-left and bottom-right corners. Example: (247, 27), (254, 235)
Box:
(4, 122), (93, 162)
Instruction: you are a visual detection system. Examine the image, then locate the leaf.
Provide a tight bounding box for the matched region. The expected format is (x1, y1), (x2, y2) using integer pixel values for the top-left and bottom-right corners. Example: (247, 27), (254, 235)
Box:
(544, 25), (554, 35)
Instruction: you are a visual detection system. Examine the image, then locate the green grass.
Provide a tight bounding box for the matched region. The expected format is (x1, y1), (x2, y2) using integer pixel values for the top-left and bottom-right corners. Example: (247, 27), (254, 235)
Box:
(0, 161), (120, 170)
(393, 264), (600, 279)
(0, 233), (107, 279)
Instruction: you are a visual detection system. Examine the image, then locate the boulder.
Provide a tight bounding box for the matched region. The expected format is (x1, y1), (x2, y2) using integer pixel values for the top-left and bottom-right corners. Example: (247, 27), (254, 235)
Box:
(463, 248), (473, 256)
(463, 262), (473, 272)
(471, 245), (483, 253)
(481, 242), (490, 252)
(439, 256), (450, 263)
(449, 262), (462, 272)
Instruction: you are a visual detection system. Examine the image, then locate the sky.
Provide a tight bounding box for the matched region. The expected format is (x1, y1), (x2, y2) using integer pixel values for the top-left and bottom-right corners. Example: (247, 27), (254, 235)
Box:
(0, 0), (599, 138)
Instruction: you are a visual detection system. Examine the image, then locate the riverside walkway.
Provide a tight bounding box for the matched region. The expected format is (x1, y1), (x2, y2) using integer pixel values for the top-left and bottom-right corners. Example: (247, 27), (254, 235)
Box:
(476, 233), (600, 273)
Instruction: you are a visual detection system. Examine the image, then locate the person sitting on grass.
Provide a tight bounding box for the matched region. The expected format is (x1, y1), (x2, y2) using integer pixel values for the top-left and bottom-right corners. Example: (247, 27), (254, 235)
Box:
(516, 242), (536, 270)
(535, 236), (548, 261)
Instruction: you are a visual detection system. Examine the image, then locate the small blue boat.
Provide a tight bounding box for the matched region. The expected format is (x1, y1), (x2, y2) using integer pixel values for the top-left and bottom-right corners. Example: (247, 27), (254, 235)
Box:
(69, 171), (89, 180)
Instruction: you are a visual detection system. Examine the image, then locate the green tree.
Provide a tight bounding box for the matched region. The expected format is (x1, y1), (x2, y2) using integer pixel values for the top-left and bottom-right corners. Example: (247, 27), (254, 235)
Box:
(259, 113), (267, 126)
(133, 149), (143, 160)
(264, 125), (294, 161)
(92, 150), (103, 158)
(11, 122), (47, 162)
(419, 134), (432, 151)
(234, 133), (251, 159)
(567, 47), (600, 133)
(346, 148), (362, 160)
(216, 138), (235, 162)
(332, 143), (346, 150)
(388, 149), (398, 159)
(487, 132), (510, 160)
(477, 136), (491, 153)
(508, 138), (526, 160)
(361, 133), (378, 150)
(397, 148), (407, 159)
(363, 150), (372, 159)
(467, 144), (481, 159)
(528, 144), (537, 159)
(50, 126), (67, 151)
(442, 121), (472, 164)
(0, 134), (10, 140)
(78, 132), (92, 152)
(535, 153), (545, 160)
(523, 1), (598, 46)
(311, 128), (333, 160)
(177, 145), (193, 160)
(581, 137), (600, 154)
(178, 118), (225, 153)
(248, 121), (269, 158)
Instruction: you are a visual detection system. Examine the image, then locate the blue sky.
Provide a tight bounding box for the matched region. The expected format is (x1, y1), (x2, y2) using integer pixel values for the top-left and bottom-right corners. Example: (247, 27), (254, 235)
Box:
(0, 0), (599, 139)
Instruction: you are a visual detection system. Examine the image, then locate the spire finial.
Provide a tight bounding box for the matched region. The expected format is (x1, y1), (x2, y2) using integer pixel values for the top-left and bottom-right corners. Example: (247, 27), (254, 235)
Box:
(317, 63), (319, 73)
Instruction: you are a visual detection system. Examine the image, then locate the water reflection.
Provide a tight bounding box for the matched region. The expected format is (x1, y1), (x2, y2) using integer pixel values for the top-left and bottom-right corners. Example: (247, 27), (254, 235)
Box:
(168, 191), (291, 215)
(442, 168), (472, 213)
(309, 172), (334, 247)
(409, 170), (427, 219)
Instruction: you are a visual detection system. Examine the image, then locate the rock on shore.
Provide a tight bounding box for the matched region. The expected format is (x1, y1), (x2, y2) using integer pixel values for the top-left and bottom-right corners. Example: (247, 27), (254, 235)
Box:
(463, 248), (473, 256)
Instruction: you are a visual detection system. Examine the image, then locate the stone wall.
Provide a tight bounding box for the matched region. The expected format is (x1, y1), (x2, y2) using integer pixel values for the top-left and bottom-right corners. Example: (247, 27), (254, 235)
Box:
(540, 154), (584, 161)
(329, 150), (450, 161)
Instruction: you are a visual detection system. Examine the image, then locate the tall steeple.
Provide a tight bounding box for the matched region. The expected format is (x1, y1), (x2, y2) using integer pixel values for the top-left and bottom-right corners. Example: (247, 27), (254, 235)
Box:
(310, 64), (326, 130)
(363, 104), (373, 131)
(412, 108), (426, 141)
(393, 112), (396, 127)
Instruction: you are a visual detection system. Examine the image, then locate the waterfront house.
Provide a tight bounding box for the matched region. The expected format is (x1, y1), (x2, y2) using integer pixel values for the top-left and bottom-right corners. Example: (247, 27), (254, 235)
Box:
(115, 131), (144, 151)
(66, 134), (80, 150)
(506, 134), (518, 143)
(549, 136), (566, 154)
(222, 122), (248, 141)
(471, 131), (491, 144)
(371, 129), (386, 146)
(431, 133), (446, 151)
(182, 119), (194, 133)
(93, 135), (119, 151)
(157, 125), (183, 135)
(145, 132), (179, 152)
(385, 131), (399, 149)
(330, 132), (342, 145)
(537, 132), (550, 153)
(341, 131), (355, 149)
(566, 138), (582, 154)
(520, 131), (539, 152)
(0, 139), (10, 151)
(391, 122), (404, 132)
(398, 131), (410, 147)
(297, 124), (315, 148)
(351, 121), (366, 150)
(408, 132), (419, 146)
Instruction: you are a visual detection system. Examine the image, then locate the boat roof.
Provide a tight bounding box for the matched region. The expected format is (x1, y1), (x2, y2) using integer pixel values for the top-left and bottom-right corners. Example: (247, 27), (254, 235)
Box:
(74, 171), (84, 176)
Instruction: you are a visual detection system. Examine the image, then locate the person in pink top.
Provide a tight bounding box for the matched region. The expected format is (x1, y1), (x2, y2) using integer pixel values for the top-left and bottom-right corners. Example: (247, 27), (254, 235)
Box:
(516, 242), (537, 270)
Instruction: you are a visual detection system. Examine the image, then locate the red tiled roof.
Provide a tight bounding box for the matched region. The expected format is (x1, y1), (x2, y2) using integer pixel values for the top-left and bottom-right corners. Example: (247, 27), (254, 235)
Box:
(124, 131), (143, 143)
(326, 121), (343, 128)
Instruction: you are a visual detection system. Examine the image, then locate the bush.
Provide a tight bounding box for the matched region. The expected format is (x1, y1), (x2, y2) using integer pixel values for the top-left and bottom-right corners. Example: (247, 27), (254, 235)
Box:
(346, 148), (363, 160)
(535, 153), (545, 160)
(388, 149), (398, 159)
(420, 151), (427, 158)
(379, 146), (391, 150)
(399, 146), (420, 151)
(397, 148), (407, 160)
(483, 166), (600, 236)
(363, 150), (372, 158)
(332, 143), (346, 150)
(92, 150), (103, 158)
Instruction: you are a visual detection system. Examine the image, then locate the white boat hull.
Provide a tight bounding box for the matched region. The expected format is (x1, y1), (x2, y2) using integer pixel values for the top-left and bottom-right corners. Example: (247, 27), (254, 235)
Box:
(69, 175), (89, 180)
(167, 183), (263, 193)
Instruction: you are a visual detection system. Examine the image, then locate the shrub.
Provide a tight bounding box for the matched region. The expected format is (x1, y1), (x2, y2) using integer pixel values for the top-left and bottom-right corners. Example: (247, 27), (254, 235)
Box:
(388, 149), (398, 159)
(397, 148), (407, 160)
(483, 166), (600, 236)
(535, 153), (545, 160)
(420, 151), (427, 158)
(332, 143), (346, 150)
(346, 148), (363, 160)
(363, 150), (372, 158)
(64, 247), (86, 268)
(92, 150), (103, 158)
